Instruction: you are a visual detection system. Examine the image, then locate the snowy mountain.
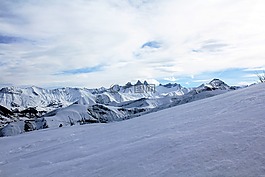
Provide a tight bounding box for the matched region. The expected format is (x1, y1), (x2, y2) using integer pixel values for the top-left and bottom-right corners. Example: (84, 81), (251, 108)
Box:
(0, 86), (96, 111)
(0, 79), (241, 136)
(0, 80), (189, 110)
(0, 82), (263, 177)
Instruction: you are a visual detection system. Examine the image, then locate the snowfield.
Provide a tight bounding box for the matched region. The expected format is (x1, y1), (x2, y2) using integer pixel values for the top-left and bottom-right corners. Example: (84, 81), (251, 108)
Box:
(0, 83), (265, 177)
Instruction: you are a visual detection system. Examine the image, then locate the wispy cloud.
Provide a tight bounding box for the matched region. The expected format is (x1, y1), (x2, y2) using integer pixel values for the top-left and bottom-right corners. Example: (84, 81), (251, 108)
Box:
(192, 40), (229, 53)
(164, 76), (177, 82)
(0, 0), (265, 87)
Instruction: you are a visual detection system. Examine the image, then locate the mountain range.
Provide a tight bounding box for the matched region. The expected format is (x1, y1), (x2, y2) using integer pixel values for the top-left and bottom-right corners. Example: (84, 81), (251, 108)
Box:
(0, 79), (243, 136)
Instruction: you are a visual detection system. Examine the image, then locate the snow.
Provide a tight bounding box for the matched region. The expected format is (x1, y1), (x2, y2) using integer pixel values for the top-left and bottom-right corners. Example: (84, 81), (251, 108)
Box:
(43, 104), (92, 128)
(1, 83), (265, 177)
(0, 121), (24, 136)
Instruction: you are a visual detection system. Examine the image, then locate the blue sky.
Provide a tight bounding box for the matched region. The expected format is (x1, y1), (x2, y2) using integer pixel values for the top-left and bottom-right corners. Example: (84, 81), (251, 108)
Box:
(0, 0), (265, 88)
(0, 35), (25, 44)
(60, 65), (103, 75)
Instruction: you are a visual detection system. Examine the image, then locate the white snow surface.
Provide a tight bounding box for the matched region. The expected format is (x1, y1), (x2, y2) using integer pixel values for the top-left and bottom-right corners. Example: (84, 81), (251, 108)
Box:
(0, 83), (265, 177)
(43, 104), (92, 128)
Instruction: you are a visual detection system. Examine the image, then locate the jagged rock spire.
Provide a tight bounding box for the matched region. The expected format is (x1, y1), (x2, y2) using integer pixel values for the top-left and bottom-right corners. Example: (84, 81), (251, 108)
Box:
(125, 82), (133, 87)
(135, 80), (143, 86)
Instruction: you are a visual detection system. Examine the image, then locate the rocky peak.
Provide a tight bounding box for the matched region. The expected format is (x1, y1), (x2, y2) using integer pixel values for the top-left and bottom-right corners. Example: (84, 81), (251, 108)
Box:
(209, 79), (230, 90)
(135, 80), (143, 86)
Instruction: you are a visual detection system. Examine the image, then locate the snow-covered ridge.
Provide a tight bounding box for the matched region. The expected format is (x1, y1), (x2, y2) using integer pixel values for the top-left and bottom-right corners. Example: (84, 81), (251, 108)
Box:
(0, 82), (263, 177)
(0, 80), (192, 112)
(0, 79), (233, 109)
(0, 86), (96, 111)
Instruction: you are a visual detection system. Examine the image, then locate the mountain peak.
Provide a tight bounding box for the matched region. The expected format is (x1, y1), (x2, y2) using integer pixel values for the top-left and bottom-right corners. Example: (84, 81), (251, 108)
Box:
(125, 82), (132, 87)
(135, 80), (143, 86)
(210, 78), (224, 83)
(0, 86), (22, 94)
(123, 82), (133, 89)
(162, 83), (181, 88)
(143, 80), (148, 85)
(209, 78), (229, 88)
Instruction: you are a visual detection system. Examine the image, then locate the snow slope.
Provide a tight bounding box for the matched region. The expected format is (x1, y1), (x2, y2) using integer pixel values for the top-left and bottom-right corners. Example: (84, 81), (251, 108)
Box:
(1, 83), (264, 177)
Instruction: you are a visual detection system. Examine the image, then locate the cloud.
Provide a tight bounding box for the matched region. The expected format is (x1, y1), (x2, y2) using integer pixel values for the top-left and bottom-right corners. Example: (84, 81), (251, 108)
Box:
(192, 40), (229, 53)
(0, 0), (265, 88)
(164, 76), (177, 82)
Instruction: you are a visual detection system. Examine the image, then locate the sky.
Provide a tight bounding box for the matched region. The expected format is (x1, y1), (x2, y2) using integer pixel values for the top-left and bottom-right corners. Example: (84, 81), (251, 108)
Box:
(0, 0), (265, 88)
